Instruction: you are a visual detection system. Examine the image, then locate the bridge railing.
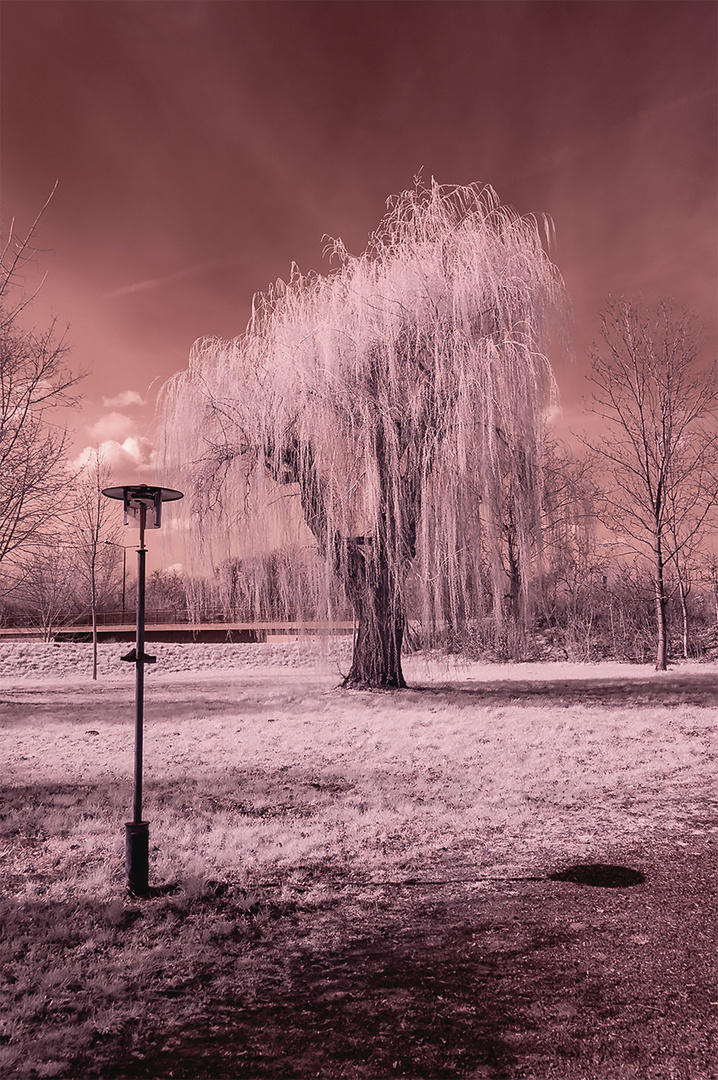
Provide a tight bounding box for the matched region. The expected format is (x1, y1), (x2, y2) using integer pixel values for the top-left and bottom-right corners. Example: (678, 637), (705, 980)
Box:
(0, 610), (355, 636)
(1, 608), (257, 629)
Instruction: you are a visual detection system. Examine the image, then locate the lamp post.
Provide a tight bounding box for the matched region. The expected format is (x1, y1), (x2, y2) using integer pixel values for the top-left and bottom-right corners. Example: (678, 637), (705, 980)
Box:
(102, 483), (183, 896)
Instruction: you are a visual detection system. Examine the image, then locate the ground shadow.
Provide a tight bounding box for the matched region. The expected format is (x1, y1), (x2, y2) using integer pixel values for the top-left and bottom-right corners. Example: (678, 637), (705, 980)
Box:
(131, 926), (527, 1079)
(548, 863), (646, 888)
(415, 670), (718, 706)
(10, 890), (535, 1080)
(4, 836), (716, 1079)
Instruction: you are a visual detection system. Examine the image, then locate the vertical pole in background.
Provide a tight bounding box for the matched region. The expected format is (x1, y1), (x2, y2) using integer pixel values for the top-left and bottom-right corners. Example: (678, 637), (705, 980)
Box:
(126, 502), (149, 896)
(121, 545), (127, 618)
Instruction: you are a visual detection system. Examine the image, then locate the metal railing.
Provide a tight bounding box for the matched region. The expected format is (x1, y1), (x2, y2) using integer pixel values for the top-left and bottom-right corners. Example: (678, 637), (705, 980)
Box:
(0, 609), (354, 635)
(1, 608), (239, 629)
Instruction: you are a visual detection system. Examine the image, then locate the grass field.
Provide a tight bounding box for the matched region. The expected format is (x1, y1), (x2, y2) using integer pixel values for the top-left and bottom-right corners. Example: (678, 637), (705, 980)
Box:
(1, 643), (716, 1078)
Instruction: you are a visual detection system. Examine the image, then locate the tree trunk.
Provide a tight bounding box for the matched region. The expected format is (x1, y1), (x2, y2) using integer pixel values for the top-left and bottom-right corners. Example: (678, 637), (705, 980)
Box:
(281, 436), (414, 689)
(506, 530), (521, 621)
(654, 536), (668, 671)
(92, 607), (98, 680)
(677, 574), (689, 660)
(343, 595), (406, 688)
(341, 537), (407, 689)
(91, 565), (98, 681)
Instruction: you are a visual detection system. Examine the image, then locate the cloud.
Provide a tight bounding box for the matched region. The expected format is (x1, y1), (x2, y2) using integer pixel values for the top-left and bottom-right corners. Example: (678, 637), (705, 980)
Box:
(70, 436), (156, 477)
(88, 411), (136, 443)
(101, 390), (145, 409)
(102, 257), (238, 299)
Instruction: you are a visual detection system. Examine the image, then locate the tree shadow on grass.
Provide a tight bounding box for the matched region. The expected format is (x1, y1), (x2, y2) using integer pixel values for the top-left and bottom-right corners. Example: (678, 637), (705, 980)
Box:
(82, 897), (551, 1080)
(3, 887), (539, 1080)
(415, 670), (718, 707)
(4, 841), (715, 1080)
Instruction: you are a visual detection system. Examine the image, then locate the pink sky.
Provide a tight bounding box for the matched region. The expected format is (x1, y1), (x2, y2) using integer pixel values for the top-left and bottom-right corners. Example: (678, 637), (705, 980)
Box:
(1, 0), (716, 478)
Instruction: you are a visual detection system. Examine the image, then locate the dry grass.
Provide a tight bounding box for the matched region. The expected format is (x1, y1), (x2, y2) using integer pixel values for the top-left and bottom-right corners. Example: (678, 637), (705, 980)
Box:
(1, 650), (716, 1077)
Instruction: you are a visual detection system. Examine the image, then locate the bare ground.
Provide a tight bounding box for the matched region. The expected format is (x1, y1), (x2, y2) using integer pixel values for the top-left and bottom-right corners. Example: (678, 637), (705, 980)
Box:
(6, 834), (714, 1080)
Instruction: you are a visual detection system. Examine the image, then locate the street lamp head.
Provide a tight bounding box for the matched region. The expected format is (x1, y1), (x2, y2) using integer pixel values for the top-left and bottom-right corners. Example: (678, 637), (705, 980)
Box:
(102, 484), (183, 530)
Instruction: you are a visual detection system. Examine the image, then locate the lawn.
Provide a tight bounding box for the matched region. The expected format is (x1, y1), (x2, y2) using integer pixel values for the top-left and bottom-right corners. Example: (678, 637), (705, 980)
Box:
(0, 642), (716, 1078)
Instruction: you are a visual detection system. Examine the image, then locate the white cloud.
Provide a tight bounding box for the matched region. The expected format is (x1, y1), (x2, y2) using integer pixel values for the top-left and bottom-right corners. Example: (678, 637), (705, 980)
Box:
(70, 436), (156, 477)
(88, 411), (136, 443)
(101, 390), (145, 409)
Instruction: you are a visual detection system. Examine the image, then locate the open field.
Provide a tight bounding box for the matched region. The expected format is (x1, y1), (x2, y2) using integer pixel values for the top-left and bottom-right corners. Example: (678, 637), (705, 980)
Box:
(1, 643), (717, 1078)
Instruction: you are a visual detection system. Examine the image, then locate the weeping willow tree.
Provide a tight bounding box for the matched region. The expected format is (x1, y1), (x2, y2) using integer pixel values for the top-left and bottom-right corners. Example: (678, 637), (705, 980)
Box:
(159, 181), (568, 687)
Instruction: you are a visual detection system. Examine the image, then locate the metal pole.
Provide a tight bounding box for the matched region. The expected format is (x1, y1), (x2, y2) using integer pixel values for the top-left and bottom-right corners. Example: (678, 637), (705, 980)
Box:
(122, 547), (127, 617)
(104, 483), (182, 899)
(134, 503), (146, 823)
(126, 504), (149, 895)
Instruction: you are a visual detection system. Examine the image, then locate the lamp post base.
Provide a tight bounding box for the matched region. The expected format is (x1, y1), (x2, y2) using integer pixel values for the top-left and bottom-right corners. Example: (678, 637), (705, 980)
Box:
(125, 822), (149, 896)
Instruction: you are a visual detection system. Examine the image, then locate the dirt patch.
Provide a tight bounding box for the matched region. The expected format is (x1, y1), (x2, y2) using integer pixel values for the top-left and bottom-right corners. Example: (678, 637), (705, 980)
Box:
(12, 836), (708, 1079)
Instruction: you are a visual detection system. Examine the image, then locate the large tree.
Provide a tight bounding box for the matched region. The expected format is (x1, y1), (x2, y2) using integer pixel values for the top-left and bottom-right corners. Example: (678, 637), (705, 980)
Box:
(583, 297), (718, 670)
(0, 198), (83, 579)
(160, 182), (568, 686)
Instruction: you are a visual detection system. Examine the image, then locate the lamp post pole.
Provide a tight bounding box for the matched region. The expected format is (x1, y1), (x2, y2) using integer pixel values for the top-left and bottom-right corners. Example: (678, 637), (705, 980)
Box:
(125, 501), (149, 893)
(134, 502), (146, 823)
(102, 484), (183, 897)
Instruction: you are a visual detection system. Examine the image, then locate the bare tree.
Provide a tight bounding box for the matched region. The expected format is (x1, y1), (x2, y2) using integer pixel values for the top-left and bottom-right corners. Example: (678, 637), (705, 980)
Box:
(0, 195), (84, 579)
(701, 554), (718, 629)
(540, 439), (608, 659)
(665, 508), (696, 660)
(582, 298), (718, 670)
(72, 450), (122, 678)
(160, 181), (568, 687)
(15, 535), (78, 642)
